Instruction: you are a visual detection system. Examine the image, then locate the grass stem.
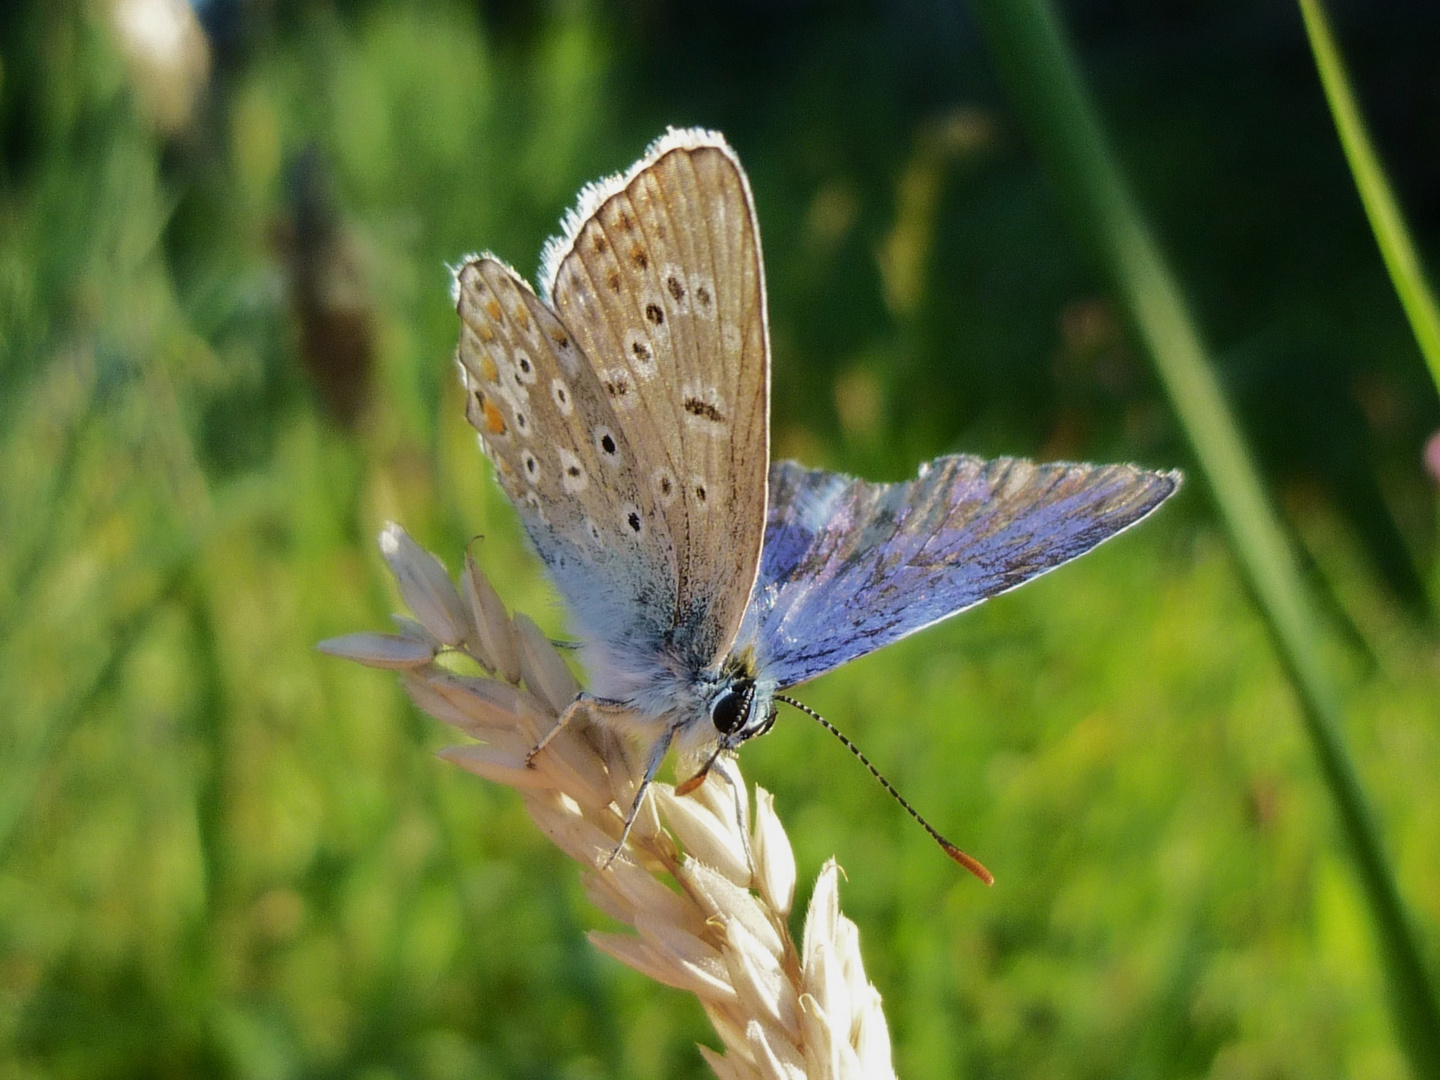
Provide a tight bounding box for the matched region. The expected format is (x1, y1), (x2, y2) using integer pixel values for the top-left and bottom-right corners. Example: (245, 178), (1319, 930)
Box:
(967, 1), (1440, 1074)
(1297, 0), (1440, 400)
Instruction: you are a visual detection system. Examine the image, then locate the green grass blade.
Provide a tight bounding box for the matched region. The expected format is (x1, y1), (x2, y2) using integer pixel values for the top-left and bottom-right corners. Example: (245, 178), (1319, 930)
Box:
(1297, 0), (1440, 398)
(967, 0), (1440, 1074)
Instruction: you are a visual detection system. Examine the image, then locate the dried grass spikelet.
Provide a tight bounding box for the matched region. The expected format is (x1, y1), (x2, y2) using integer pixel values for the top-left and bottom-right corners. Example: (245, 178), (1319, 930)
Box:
(319, 523), (899, 1080)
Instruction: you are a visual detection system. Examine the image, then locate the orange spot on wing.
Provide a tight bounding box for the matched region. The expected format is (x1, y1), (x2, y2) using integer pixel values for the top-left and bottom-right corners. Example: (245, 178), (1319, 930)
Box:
(478, 323), (495, 342)
(512, 305), (530, 330)
(485, 298), (503, 320)
(480, 353), (499, 382)
(483, 400), (507, 435)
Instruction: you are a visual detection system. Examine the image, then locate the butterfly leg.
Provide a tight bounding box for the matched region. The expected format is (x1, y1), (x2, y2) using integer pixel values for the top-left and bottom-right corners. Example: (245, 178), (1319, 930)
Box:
(600, 725), (676, 870)
(707, 754), (756, 882)
(525, 692), (630, 767)
(672, 749), (756, 882)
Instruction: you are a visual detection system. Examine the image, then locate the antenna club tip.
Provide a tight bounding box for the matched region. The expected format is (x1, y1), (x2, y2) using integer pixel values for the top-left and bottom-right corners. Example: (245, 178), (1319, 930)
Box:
(777, 695), (993, 882)
(942, 842), (995, 886)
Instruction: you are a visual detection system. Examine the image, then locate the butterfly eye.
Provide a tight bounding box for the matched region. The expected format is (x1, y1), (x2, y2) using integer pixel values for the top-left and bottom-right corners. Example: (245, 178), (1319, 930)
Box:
(710, 689), (746, 736)
(711, 681), (757, 738)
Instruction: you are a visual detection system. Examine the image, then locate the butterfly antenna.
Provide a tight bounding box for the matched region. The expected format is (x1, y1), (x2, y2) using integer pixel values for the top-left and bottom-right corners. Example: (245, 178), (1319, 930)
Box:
(775, 694), (994, 886)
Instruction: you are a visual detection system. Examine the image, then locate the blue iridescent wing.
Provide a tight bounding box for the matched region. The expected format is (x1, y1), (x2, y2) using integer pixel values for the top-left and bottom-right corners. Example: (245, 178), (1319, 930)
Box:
(738, 455), (1180, 688)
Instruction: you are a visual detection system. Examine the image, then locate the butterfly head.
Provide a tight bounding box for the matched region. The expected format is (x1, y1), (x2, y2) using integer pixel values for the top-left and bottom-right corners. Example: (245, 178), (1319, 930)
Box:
(705, 652), (777, 749)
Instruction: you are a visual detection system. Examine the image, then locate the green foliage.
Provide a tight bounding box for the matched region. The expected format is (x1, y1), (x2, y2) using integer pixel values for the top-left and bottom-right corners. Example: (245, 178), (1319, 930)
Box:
(1298, 0), (1440, 401)
(1, 2), (1437, 1078)
(967, 0), (1440, 1073)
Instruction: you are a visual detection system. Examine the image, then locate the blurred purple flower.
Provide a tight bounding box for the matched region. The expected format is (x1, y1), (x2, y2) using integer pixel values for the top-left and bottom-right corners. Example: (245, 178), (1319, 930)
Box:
(1426, 432), (1440, 486)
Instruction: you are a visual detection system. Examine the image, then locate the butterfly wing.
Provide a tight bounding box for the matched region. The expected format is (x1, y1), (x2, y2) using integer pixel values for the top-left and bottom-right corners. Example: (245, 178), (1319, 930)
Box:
(454, 256), (678, 656)
(540, 129), (770, 672)
(741, 455), (1181, 688)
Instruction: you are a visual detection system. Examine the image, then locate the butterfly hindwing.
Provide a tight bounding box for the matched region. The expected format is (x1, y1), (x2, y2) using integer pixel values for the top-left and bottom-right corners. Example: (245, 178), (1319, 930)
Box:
(454, 256), (677, 654)
(741, 455), (1181, 688)
(541, 129), (770, 671)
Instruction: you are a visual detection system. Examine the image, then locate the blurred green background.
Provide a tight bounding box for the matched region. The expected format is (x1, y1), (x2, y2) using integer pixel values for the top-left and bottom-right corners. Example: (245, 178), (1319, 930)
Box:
(3, 1), (1439, 1077)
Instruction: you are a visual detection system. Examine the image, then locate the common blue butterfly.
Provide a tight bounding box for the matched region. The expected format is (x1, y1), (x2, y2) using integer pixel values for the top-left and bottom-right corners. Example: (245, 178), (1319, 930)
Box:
(452, 129), (1178, 874)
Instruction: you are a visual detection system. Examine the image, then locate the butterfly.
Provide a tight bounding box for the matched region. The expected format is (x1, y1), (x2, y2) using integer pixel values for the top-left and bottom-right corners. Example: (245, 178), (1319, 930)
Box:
(451, 128), (1179, 876)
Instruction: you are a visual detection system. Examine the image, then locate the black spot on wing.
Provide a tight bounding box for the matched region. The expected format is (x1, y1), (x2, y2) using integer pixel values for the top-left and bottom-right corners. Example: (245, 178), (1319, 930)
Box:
(683, 398), (725, 423)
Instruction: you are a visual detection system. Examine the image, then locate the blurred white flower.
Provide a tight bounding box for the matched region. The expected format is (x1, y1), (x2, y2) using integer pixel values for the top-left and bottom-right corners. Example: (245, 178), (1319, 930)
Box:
(108, 0), (210, 135)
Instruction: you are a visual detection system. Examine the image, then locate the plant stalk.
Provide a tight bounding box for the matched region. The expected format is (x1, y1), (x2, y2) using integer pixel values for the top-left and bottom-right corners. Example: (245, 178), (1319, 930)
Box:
(1297, 0), (1440, 399)
(967, 0), (1440, 1074)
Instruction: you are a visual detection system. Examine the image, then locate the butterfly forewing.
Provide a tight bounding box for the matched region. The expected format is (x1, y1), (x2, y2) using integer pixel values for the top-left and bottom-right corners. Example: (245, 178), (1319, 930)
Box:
(455, 257), (677, 651)
(542, 131), (770, 670)
(743, 455), (1180, 688)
